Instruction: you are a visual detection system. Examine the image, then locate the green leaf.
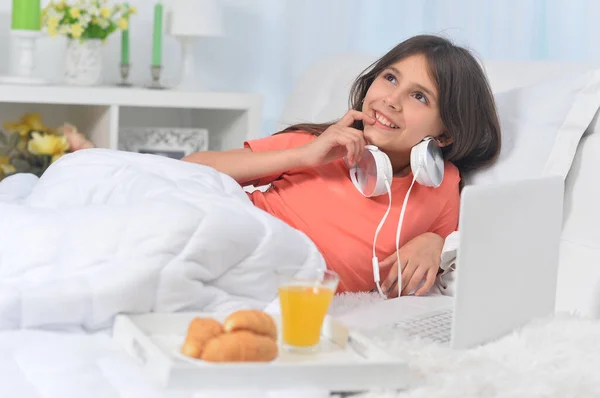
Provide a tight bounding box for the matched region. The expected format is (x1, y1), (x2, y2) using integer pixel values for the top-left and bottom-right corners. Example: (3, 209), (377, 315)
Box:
(7, 132), (19, 150)
(30, 167), (44, 177)
(0, 134), (8, 154)
(11, 157), (30, 173)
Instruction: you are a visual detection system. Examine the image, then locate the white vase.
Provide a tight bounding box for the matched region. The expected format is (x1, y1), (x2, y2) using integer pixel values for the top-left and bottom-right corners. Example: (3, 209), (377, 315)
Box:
(64, 39), (103, 86)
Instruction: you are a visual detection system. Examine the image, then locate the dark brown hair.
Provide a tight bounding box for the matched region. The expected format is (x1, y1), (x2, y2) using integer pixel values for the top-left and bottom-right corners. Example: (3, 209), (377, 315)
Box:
(280, 34), (501, 178)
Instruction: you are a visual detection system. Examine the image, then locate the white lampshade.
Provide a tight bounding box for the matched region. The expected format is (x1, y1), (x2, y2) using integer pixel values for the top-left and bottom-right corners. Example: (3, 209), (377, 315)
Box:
(166, 0), (224, 37)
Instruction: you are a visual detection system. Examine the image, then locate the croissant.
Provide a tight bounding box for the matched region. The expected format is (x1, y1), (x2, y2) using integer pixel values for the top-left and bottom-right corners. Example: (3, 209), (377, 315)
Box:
(180, 317), (223, 359)
(223, 310), (278, 340)
(201, 331), (278, 362)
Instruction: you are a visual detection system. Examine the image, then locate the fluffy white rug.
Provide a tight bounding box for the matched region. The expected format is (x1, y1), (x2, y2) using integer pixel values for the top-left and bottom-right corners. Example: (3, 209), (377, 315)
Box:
(329, 293), (600, 398)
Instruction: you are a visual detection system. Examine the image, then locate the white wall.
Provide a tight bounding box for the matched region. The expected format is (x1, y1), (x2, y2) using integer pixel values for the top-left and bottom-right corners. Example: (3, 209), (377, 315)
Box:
(0, 0), (184, 87)
(1, 0), (297, 91)
(1, 0), (599, 138)
(0, 0), (292, 136)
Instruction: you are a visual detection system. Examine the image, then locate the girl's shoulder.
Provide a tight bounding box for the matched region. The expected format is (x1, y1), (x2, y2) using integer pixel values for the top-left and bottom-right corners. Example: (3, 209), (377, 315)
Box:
(281, 130), (318, 145)
(438, 161), (461, 194)
(245, 130), (317, 152)
(443, 161), (460, 183)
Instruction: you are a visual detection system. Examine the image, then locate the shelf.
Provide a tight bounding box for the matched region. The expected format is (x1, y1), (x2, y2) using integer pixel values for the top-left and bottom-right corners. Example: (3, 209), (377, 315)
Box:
(0, 84), (261, 110)
(0, 85), (263, 152)
(119, 106), (252, 151)
(0, 103), (114, 149)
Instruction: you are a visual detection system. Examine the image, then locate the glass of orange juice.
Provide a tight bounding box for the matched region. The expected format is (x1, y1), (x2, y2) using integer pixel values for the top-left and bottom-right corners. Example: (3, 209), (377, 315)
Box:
(276, 267), (339, 353)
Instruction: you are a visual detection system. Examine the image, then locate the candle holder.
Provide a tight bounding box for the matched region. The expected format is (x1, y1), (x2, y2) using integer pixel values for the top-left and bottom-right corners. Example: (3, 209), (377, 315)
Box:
(148, 65), (166, 90)
(0, 30), (47, 85)
(117, 63), (132, 87)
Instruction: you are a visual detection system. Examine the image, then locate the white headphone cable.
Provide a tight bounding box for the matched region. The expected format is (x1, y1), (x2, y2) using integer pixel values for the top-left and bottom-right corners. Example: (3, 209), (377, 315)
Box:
(394, 168), (421, 297)
(372, 179), (392, 298)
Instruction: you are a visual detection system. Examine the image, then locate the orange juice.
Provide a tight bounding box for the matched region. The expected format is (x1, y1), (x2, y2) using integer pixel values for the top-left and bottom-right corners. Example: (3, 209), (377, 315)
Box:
(278, 285), (335, 347)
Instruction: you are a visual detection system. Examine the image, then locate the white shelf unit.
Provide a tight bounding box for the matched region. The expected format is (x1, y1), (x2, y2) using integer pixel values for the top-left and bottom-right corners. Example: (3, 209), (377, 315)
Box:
(0, 84), (263, 152)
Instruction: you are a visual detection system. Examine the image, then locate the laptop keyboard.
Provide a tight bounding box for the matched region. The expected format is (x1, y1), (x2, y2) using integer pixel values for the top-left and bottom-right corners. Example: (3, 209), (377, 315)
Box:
(392, 308), (453, 344)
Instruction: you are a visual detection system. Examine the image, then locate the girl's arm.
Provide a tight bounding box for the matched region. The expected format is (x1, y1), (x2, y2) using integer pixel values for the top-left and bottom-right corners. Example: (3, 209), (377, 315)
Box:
(181, 147), (307, 186)
(184, 110), (374, 186)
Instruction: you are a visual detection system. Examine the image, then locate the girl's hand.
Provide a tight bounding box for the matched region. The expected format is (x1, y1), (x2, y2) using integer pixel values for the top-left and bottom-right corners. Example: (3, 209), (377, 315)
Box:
(380, 232), (445, 297)
(299, 110), (376, 167)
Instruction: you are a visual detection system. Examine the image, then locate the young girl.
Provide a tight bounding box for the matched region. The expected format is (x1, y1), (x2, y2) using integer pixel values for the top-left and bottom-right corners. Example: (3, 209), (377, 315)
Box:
(183, 35), (501, 298)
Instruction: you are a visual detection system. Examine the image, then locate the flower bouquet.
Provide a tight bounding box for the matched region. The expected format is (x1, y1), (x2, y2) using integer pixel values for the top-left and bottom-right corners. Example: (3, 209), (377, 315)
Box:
(42, 0), (136, 40)
(0, 113), (94, 181)
(42, 0), (136, 85)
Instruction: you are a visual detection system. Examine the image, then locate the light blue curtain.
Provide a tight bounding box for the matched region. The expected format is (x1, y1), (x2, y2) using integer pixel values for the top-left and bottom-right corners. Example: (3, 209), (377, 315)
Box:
(192, 0), (599, 137)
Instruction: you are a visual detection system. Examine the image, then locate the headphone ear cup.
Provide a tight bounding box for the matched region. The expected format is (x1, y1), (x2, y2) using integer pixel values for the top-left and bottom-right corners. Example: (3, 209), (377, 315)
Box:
(349, 145), (393, 197)
(372, 148), (393, 196)
(410, 137), (444, 188)
(410, 143), (422, 179)
(411, 140), (432, 186)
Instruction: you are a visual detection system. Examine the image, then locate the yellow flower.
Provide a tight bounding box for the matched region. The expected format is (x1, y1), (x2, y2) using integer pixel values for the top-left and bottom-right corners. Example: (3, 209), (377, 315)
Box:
(129, 6), (137, 14)
(51, 153), (65, 163)
(0, 163), (16, 176)
(47, 15), (59, 29)
(69, 7), (81, 19)
(3, 121), (29, 137)
(4, 113), (46, 137)
(56, 1), (66, 10)
(59, 25), (71, 35)
(117, 18), (128, 30)
(27, 132), (69, 157)
(96, 17), (109, 29)
(0, 156), (16, 176)
(23, 113), (45, 132)
(100, 7), (111, 18)
(71, 23), (84, 38)
(48, 26), (57, 37)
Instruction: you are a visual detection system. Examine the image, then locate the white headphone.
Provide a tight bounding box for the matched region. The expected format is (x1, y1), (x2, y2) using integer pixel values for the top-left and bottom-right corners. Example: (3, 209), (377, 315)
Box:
(349, 136), (444, 197)
(348, 136), (445, 298)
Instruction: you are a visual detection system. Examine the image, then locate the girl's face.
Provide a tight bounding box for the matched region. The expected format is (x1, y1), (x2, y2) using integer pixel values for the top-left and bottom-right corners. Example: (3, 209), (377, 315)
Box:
(361, 54), (449, 173)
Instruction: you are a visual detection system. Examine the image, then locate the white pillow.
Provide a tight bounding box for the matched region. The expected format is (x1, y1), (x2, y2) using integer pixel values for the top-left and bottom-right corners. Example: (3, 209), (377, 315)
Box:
(306, 66), (600, 189)
(465, 69), (600, 186)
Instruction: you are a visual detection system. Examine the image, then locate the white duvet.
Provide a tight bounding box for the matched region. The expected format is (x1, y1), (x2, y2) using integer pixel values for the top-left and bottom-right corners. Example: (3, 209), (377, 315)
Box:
(0, 148), (325, 331)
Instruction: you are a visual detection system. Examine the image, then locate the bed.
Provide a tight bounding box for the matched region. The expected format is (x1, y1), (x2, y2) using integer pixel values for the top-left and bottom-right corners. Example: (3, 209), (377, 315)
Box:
(279, 55), (600, 317)
(1, 57), (600, 397)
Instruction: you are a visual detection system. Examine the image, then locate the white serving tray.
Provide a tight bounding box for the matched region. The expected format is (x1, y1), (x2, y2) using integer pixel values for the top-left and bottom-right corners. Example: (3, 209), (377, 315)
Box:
(112, 312), (410, 392)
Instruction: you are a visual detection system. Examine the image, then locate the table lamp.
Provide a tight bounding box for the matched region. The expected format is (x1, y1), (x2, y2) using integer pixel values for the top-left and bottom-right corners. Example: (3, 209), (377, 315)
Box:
(166, 0), (224, 91)
(0, 0), (46, 85)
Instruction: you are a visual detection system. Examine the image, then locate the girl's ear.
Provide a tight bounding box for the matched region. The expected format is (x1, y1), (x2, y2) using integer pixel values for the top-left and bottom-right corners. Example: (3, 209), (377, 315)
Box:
(436, 132), (453, 148)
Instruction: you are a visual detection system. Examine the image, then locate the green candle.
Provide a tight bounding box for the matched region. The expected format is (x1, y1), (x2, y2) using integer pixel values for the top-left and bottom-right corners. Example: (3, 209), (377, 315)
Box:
(11, 0), (41, 31)
(121, 27), (130, 64)
(152, 2), (163, 67)
(120, 2), (130, 64)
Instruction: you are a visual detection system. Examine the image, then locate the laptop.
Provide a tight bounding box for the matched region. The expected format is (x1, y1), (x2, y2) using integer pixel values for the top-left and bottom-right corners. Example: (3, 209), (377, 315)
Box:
(335, 175), (564, 349)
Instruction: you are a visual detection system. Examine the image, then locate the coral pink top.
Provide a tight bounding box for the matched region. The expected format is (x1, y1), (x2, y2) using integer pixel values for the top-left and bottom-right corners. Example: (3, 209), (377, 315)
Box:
(245, 132), (460, 293)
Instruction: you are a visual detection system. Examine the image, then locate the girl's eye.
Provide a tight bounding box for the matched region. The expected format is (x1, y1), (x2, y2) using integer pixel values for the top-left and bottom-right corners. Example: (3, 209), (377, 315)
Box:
(413, 92), (428, 104)
(383, 73), (396, 84)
